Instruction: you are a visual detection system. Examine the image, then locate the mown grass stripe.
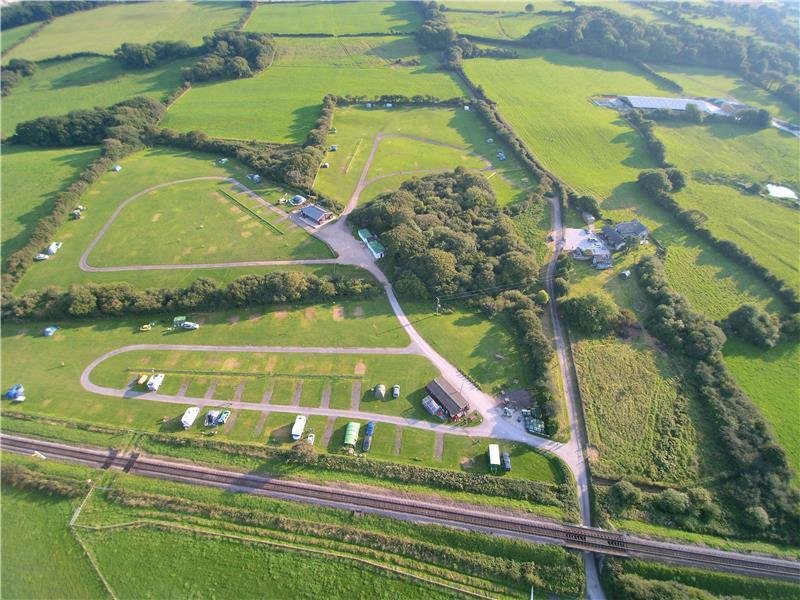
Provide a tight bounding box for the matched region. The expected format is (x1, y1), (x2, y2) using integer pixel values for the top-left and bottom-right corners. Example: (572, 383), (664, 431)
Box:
(218, 188), (284, 235)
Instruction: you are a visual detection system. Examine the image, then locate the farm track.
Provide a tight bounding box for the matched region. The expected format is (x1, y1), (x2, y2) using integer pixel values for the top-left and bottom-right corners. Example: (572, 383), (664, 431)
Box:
(4, 433), (799, 584)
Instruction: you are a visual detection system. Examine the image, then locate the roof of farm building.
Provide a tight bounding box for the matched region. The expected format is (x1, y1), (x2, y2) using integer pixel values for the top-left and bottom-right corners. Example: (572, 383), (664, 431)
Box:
(425, 378), (469, 417)
(622, 96), (722, 114)
(300, 204), (332, 222)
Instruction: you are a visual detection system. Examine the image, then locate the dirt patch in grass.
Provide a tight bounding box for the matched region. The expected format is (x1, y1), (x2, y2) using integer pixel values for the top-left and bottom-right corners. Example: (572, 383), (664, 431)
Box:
(273, 311), (289, 320)
(304, 307), (317, 320)
(221, 358), (241, 370)
(352, 305), (364, 317)
(229, 205), (242, 214)
(206, 245), (218, 254)
(227, 315), (240, 325)
(164, 354), (180, 368)
(587, 445), (600, 463)
(151, 213), (161, 222)
(354, 361), (367, 376)
(265, 356), (277, 372)
(248, 312), (262, 321)
(332, 306), (345, 321)
(241, 230), (253, 238)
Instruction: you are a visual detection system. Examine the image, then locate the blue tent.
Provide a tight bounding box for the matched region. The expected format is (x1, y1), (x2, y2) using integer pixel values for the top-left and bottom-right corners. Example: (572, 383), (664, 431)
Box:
(6, 384), (24, 400)
(43, 326), (59, 337)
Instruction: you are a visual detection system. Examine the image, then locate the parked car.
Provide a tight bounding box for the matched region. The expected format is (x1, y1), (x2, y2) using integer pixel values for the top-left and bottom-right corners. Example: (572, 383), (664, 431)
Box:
(216, 410), (231, 425)
(181, 321), (200, 330)
(204, 410), (220, 426)
(307, 433), (316, 445)
(34, 253), (49, 261)
(391, 384), (400, 399)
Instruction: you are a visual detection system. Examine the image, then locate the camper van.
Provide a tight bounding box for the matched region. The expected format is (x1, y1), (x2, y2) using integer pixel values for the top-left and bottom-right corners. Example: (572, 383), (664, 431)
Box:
(291, 415), (307, 441)
(147, 373), (165, 392)
(181, 406), (200, 429)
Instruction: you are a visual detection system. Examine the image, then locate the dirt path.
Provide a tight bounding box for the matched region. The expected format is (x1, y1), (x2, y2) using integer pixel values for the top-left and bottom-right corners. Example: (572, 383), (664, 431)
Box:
(291, 382), (303, 407)
(320, 383), (331, 409)
(321, 416), (336, 447)
(350, 381), (361, 411)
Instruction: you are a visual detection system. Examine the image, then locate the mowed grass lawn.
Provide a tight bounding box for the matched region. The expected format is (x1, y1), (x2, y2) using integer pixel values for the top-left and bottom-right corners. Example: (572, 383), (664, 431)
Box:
(1, 487), (106, 599)
(14, 147), (333, 292)
(652, 65), (799, 122)
(91, 349), (437, 422)
(573, 337), (701, 484)
(82, 526), (452, 600)
(315, 105), (532, 207)
(657, 122), (799, 289)
(89, 179), (330, 267)
(162, 37), (466, 144)
(1, 56), (191, 137)
(465, 51), (789, 318)
(725, 340), (800, 475)
(245, 1), (422, 34)
(1, 145), (100, 262)
(5, 1), (244, 61)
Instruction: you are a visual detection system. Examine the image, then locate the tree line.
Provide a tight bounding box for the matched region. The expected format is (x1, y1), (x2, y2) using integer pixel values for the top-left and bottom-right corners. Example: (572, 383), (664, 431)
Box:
(1, 58), (36, 97)
(637, 255), (799, 543)
(0, 0), (108, 30)
(636, 168), (800, 313)
(2, 273), (378, 321)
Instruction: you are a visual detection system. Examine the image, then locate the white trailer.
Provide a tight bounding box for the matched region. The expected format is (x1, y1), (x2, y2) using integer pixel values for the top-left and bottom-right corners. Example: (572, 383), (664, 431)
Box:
(147, 373), (165, 392)
(488, 444), (501, 473)
(181, 406), (200, 429)
(291, 415), (307, 440)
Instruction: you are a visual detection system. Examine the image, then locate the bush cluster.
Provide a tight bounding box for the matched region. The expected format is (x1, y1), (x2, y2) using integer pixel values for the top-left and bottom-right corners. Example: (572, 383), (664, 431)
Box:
(636, 169), (800, 312)
(566, 191), (601, 219)
(3, 273), (378, 321)
(183, 30), (275, 82)
(722, 304), (781, 348)
(13, 95), (166, 147)
(113, 40), (194, 69)
(334, 94), (466, 107)
(638, 255), (799, 542)
(558, 293), (623, 337)
(352, 169), (538, 298)
(1, 58), (36, 96)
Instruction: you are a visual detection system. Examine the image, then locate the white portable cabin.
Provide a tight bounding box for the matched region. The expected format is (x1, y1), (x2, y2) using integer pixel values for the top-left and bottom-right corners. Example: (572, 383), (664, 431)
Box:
(46, 242), (61, 255)
(488, 444), (501, 472)
(181, 406), (200, 429)
(291, 415), (307, 440)
(147, 373), (165, 392)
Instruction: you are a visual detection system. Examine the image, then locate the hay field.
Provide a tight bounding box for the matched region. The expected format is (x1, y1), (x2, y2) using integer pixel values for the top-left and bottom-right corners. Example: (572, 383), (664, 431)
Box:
(162, 37), (466, 144)
(5, 1), (244, 61)
(245, 1), (422, 34)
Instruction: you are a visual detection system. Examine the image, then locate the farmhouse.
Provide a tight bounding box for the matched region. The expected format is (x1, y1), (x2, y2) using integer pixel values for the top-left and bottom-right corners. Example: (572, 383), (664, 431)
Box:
(615, 219), (649, 240)
(601, 226), (625, 251)
(357, 228), (385, 259)
(572, 236), (610, 262)
(621, 95), (722, 115)
(423, 377), (470, 421)
(299, 204), (333, 226)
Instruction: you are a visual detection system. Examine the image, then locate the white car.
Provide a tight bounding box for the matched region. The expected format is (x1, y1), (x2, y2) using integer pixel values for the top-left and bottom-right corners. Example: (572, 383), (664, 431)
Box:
(181, 321), (200, 330)
(34, 253), (49, 261)
(306, 433), (316, 445)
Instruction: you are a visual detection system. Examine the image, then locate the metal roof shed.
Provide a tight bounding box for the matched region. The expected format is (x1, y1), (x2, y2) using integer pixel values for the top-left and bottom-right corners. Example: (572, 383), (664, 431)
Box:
(425, 377), (469, 419)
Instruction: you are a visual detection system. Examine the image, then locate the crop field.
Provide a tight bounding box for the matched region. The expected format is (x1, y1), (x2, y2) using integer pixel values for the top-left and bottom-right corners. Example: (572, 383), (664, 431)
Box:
(572, 337), (701, 484)
(162, 37), (466, 144)
(725, 340), (800, 474)
(1, 145), (100, 262)
(0, 301), (408, 429)
(1, 487), (107, 599)
(90, 349), (438, 422)
(314, 105), (533, 207)
(245, 1), (422, 35)
(4, 1), (244, 61)
(13, 147), (338, 292)
(652, 64), (799, 121)
(446, 11), (566, 39)
(1, 56), (191, 137)
(88, 179), (331, 267)
(0, 22), (40, 53)
(657, 122), (799, 291)
(465, 51), (789, 318)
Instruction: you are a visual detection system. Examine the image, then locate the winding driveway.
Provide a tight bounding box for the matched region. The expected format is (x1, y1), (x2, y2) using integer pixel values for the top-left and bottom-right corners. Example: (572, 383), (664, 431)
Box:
(76, 131), (602, 597)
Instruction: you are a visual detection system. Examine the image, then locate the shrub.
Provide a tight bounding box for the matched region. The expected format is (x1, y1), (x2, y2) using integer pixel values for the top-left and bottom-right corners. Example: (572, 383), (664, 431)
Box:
(558, 293), (621, 336)
(723, 304), (781, 348)
(655, 489), (691, 514)
(608, 480), (641, 513)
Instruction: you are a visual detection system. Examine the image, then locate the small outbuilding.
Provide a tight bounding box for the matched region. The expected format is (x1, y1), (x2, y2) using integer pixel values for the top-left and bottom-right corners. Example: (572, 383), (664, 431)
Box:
(290, 194), (307, 206)
(113, 165), (122, 172)
(358, 228), (385, 259)
(621, 269), (631, 279)
(424, 377), (470, 421)
(300, 204), (334, 226)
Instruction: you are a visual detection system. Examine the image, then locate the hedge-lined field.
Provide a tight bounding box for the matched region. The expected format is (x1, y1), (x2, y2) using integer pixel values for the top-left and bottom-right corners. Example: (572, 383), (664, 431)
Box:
(0, 22), (40, 53)
(1, 56), (191, 137)
(4, 1), (244, 61)
(447, 11), (566, 39)
(245, 1), (422, 35)
(572, 337), (702, 484)
(88, 179), (331, 267)
(725, 339), (800, 475)
(1, 488), (107, 599)
(1, 145), (100, 262)
(162, 37), (466, 144)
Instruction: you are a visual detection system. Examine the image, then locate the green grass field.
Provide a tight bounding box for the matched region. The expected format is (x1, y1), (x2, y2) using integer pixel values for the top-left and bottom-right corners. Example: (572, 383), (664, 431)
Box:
(88, 179), (331, 266)
(724, 339), (800, 474)
(651, 64), (799, 122)
(447, 11), (566, 39)
(465, 50), (789, 318)
(5, 1), (244, 61)
(1, 56), (191, 137)
(1, 145), (100, 262)
(13, 147), (343, 292)
(314, 105), (532, 207)
(245, 1), (422, 34)
(0, 22), (40, 53)
(162, 37), (466, 144)
(572, 336), (701, 484)
(1, 487), (107, 599)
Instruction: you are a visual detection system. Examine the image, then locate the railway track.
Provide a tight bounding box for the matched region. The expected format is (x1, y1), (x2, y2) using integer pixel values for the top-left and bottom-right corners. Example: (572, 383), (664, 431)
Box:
(3, 433), (799, 583)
